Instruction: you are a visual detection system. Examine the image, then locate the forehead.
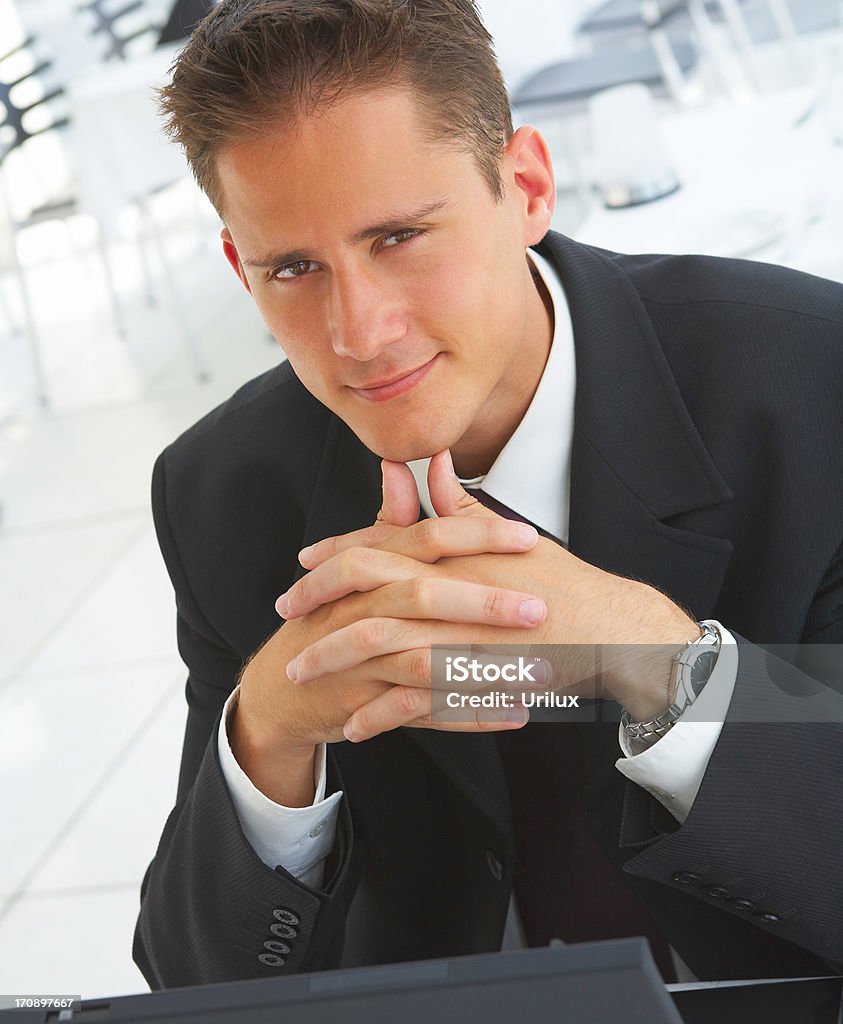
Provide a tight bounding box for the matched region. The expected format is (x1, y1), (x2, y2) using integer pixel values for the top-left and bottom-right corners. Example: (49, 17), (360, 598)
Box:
(215, 88), (478, 245)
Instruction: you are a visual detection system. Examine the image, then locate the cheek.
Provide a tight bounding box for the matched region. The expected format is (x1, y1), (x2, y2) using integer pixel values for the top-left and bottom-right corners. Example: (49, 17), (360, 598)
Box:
(252, 289), (326, 376)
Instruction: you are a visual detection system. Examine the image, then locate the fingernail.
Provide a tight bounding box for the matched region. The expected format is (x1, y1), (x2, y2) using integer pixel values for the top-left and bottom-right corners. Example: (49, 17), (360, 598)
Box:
(286, 658), (298, 681)
(443, 449), (455, 476)
(343, 721), (357, 742)
(505, 706), (530, 725)
(517, 524), (538, 546)
(519, 598), (545, 624)
(299, 545), (314, 564)
(276, 594), (290, 617)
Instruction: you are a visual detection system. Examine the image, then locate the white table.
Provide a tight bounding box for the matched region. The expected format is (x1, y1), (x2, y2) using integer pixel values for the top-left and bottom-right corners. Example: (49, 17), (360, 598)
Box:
(576, 87), (843, 285)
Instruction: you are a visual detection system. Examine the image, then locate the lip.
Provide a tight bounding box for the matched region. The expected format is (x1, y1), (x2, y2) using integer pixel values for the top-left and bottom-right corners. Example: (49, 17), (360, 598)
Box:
(350, 355), (439, 402)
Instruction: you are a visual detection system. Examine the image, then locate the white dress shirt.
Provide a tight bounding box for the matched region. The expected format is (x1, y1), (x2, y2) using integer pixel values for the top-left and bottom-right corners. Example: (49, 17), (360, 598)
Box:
(218, 247), (737, 892)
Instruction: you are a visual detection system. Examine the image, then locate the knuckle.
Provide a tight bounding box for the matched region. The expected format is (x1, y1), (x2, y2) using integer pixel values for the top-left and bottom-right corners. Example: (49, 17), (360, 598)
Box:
(365, 521), (390, 546)
(407, 648), (432, 686)
(354, 618), (386, 652)
(342, 546), (372, 576)
(414, 517), (442, 554)
(409, 577), (435, 615)
(295, 573), (311, 605)
(482, 588), (507, 620)
(396, 686), (426, 719)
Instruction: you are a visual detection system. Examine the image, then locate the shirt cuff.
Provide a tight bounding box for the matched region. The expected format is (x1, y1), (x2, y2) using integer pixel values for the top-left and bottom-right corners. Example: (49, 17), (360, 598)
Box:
(217, 687), (342, 876)
(615, 621), (738, 824)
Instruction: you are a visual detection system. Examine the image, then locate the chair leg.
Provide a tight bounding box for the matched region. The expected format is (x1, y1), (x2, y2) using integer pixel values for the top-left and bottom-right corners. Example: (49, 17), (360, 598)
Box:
(136, 225), (158, 307)
(0, 277), (20, 336)
(94, 226), (127, 338)
(649, 26), (691, 105)
(138, 198), (209, 383)
(9, 252), (49, 407)
(765, 0), (807, 85)
(0, 177), (49, 406)
(688, 0), (742, 100)
(717, 0), (763, 91)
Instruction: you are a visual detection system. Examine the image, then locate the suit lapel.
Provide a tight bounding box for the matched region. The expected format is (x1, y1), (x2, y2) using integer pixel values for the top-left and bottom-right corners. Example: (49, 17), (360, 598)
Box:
(539, 234), (735, 619)
(293, 415), (382, 584)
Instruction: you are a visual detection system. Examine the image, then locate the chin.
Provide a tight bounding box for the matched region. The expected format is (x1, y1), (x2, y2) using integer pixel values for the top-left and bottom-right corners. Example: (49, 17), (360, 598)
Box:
(362, 430), (461, 465)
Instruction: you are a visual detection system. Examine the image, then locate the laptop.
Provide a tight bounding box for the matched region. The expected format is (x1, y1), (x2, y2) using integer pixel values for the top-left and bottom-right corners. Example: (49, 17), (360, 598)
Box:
(0, 938), (682, 1023)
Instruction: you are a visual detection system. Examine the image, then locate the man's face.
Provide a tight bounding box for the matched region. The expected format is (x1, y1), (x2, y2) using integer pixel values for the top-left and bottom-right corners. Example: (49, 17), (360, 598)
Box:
(217, 88), (554, 470)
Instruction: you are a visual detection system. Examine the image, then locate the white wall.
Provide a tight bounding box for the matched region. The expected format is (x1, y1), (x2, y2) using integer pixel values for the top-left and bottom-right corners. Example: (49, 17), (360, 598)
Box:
(476, 0), (595, 90)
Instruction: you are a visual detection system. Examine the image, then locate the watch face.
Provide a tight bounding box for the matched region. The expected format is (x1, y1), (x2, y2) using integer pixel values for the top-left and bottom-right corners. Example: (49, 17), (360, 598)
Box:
(690, 649), (719, 695)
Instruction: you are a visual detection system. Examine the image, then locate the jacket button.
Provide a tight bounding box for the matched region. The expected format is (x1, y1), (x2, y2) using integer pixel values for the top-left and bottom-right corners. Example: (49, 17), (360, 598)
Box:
(671, 872), (701, 886)
(264, 940), (290, 955)
(703, 885), (731, 900)
(731, 898), (755, 912)
(259, 953), (285, 967)
(756, 912), (782, 924)
(270, 922), (297, 940)
(274, 908), (300, 926)
(485, 850), (504, 881)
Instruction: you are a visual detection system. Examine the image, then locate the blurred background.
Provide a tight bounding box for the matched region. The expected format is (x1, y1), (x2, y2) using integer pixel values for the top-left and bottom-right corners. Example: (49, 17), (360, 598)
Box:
(1, 0), (842, 1001)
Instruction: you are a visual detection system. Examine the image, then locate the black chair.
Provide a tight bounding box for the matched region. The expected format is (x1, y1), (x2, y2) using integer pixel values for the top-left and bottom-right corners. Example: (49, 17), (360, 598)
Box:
(0, 35), (73, 403)
(511, 38), (698, 113)
(0, 36), (69, 160)
(78, 0), (162, 62)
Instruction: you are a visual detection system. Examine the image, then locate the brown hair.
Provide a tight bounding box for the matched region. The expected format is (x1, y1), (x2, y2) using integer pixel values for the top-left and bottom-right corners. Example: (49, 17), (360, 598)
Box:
(158, 0), (513, 214)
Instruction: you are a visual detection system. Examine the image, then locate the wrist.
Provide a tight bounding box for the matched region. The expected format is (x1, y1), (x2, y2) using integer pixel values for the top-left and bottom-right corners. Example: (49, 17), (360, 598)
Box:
(231, 668), (318, 806)
(620, 621), (721, 745)
(604, 591), (702, 719)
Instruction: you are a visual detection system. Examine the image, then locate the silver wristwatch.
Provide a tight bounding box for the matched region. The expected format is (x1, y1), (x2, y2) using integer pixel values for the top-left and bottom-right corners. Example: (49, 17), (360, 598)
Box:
(621, 621), (721, 743)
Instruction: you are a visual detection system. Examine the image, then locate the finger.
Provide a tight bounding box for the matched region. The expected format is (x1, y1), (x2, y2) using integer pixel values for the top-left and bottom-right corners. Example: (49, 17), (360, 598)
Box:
(278, 547), (436, 619)
(427, 449), (498, 519)
(370, 578), (548, 630)
(297, 514), (538, 573)
(343, 683), (530, 742)
(287, 617), (411, 685)
(349, 647), (552, 693)
(282, 550), (546, 623)
(288, 588), (547, 684)
(377, 459), (420, 528)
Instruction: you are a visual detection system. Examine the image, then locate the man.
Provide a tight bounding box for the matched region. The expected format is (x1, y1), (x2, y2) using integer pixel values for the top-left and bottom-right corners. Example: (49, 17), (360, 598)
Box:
(134, 0), (843, 990)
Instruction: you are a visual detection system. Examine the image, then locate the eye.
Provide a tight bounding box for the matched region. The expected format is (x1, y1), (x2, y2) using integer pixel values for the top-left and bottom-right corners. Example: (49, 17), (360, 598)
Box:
(273, 259), (318, 281)
(380, 228), (421, 249)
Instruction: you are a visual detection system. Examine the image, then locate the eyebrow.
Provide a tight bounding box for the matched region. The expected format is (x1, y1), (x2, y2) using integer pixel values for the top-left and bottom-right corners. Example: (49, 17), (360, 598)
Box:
(241, 197), (453, 270)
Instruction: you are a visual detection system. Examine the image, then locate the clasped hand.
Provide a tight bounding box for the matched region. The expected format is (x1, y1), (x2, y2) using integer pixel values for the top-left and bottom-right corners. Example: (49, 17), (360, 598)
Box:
(271, 451), (696, 744)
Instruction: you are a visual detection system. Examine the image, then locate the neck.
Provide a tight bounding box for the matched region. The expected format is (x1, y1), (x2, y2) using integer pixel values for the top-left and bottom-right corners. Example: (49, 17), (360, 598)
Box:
(451, 257), (554, 478)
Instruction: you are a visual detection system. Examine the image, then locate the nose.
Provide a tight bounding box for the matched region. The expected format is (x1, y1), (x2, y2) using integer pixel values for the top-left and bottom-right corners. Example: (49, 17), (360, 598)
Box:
(327, 266), (408, 360)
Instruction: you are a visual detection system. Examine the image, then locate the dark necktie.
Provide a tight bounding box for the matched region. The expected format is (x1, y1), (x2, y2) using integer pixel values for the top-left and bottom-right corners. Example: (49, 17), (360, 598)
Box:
(465, 487), (676, 982)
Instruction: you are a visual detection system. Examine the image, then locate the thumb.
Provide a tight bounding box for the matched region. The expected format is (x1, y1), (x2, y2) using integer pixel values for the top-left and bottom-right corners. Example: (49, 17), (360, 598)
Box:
(427, 450), (500, 519)
(376, 459), (420, 527)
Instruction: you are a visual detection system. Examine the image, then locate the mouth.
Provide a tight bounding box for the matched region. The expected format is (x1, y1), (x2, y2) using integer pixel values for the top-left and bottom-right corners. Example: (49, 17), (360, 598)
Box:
(349, 354), (439, 402)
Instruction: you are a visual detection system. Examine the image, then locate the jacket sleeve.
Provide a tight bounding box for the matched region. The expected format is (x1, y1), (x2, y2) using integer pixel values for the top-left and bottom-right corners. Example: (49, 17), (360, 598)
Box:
(133, 452), (359, 989)
(617, 540), (843, 969)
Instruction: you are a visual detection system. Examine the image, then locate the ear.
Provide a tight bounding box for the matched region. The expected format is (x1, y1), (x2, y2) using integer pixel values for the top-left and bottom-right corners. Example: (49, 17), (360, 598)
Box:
(221, 227), (252, 294)
(503, 126), (556, 247)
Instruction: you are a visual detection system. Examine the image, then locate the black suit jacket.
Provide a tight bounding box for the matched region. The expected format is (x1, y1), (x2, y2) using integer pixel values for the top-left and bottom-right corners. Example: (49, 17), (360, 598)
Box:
(134, 232), (843, 988)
